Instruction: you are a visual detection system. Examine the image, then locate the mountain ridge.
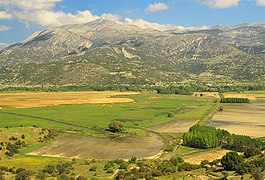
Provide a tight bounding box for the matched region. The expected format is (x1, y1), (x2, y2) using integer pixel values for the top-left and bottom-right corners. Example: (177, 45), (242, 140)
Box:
(0, 20), (264, 86)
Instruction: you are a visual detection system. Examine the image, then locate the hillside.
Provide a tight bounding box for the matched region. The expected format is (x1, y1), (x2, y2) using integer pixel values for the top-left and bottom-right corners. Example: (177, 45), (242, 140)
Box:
(0, 19), (264, 86)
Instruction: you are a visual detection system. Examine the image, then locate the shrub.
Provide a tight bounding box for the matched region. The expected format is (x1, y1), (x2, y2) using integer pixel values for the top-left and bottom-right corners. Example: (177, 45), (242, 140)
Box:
(129, 156), (137, 164)
(106, 168), (114, 174)
(104, 162), (114, 170)
(244, 147), (261, 158)
(15, 170), (32, 180)
(164, 145), (174, 152)
(119, 162), (128, 169)
(106, 122), (124, 133)
(221, 152), (244, 171)
(89, 166), (97, 172)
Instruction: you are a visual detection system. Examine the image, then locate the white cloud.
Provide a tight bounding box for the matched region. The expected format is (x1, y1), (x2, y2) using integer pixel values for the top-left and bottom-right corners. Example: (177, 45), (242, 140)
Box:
(200, 0), (240, 8)
(256, 0), (265, 6)
(145, 2), (169, 13)
(14, 10), (121, 27)
(101, 13), (121, 22)
(0, 11), (12, 20)
(0, 26), (11, 32)
(0, 0), (120, 27)
(0, 0), (61, 11)
(124, 18), (208, 32)
(125, 18), (177, 31)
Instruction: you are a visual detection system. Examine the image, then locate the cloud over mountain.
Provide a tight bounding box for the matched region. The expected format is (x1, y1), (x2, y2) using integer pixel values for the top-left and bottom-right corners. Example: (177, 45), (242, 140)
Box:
(256, 0), (265, 6)
(0, 11), (12, 20)
(200, 0), (240, 9)
(145, 2), (169, 13)
(0, 26), (11, 32)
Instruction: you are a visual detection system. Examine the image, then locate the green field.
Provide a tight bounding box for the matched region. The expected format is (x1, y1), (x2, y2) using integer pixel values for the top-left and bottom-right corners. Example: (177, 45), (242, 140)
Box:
(0, 92), (218, 179)
(0, 93), (216, 135)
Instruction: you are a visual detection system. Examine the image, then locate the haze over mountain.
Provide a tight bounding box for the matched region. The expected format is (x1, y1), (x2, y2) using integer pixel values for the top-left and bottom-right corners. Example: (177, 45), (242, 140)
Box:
(0, 19), (264, 86)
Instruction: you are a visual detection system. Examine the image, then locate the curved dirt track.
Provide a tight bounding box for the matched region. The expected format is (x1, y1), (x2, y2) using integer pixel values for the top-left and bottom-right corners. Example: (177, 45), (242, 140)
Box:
(28, 133), (164, 160)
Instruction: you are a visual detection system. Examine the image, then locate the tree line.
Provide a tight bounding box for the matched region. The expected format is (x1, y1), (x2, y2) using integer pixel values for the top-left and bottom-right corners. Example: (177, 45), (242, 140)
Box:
(220, 98), (250, 103)
(183, 125), (265, 154)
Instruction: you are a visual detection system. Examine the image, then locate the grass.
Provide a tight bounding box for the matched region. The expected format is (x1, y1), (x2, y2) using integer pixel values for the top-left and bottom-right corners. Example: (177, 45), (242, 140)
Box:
(0, 92), (217, 179)
(0, 126), (49, 159)
(0, 93), (216, 135)
(239, 91), (265, 94)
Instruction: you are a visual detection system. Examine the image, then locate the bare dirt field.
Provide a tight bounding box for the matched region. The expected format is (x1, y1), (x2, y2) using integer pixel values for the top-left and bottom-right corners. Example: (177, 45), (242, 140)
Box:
(224, 93), (265, 101)
(183, 148), (230, 164)
(0, 91), (139, 108)
(208, 103), (265, 137)
(149, 119), (198, 133)
(28, 133), (164, 160)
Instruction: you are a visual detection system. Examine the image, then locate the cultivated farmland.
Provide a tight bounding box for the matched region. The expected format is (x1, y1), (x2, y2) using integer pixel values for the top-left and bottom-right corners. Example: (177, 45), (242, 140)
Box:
(0, 91), (139, 108)
(208, 103), (265, 137)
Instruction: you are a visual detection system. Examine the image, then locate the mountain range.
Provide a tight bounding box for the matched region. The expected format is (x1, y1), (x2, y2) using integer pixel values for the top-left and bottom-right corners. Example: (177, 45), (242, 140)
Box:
(0, 19), (264, 86)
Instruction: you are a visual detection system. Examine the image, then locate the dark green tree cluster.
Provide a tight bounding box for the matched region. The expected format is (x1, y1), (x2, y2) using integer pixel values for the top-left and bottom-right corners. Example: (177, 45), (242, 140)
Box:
(221, 152), (265, 176)
(114, 156), (197, 180)
(183, 125), (265, 154)
(220, 98), (250, 103)
(183, 125), (230, 149)
(42, 161), (73, 177)
(224, 134), (264, 153)
(155, 86), (193, 95)
(221, 152), (244, 171)
(106, 122), (124, 133)
(5, 140), (26, 157)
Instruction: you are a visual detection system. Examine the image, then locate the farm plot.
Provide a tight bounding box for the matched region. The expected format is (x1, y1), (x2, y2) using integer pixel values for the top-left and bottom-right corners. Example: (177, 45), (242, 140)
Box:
(224, 92), (265, 101)
(0, 93), (216, 132)
(0, 91), (139, 108)
(208, 103), (265, 137)
(149, 119), (198, 133)
(28, 133), (164, 160)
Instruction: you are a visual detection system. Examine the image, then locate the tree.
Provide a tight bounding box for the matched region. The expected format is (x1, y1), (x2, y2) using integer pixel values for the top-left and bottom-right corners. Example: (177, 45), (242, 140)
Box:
(15, 170), (32, 180)
(107, 122), (124, 133)
(221, 152), (244, 171)
(21, 134), (25, 139)
(89, 166), (97, 171)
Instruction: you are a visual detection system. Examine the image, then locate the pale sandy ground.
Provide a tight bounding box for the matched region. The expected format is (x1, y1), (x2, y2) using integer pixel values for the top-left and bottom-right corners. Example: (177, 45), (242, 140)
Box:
(183, 149), (230, 164)
(0, 91), (140, 108)
(28, 134), (164, 160)
(208, 103), (265, 137)
(224, 93), (265, 101)
(149, 119), (198, 133)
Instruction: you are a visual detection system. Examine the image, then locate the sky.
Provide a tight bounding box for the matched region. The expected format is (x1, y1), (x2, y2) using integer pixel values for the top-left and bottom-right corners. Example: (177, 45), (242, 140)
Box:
(0, 0), (265, 47)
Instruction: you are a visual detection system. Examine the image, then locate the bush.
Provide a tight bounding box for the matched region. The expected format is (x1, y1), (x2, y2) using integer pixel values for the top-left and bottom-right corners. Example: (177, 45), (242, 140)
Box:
(164, 145), (174, 152)
(106, 168), (114, 174)
(129, 156), (137, 164)
(104, 162), (114, 170)
(89, 166), (97, 172)
(106, 122), (124, 133)
(178, 163), (200, 171)
(15, 170), (32, 180)
(244, 147), (261, 158)
(119, 162), (129, 169)
(221, 152), (244, 171)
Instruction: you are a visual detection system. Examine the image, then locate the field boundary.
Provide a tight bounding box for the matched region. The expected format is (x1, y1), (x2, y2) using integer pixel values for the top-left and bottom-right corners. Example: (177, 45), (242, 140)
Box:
(197, 99), (220, 125)
(0, 111), (90, 129)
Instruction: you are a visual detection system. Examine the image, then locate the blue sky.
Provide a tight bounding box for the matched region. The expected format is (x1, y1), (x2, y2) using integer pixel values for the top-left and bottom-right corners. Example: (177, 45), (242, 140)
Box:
(0, 0), (265, 45)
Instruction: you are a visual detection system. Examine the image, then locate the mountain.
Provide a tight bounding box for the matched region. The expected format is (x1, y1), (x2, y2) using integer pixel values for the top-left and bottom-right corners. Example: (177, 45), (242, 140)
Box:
(0, 20), (264, 86)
